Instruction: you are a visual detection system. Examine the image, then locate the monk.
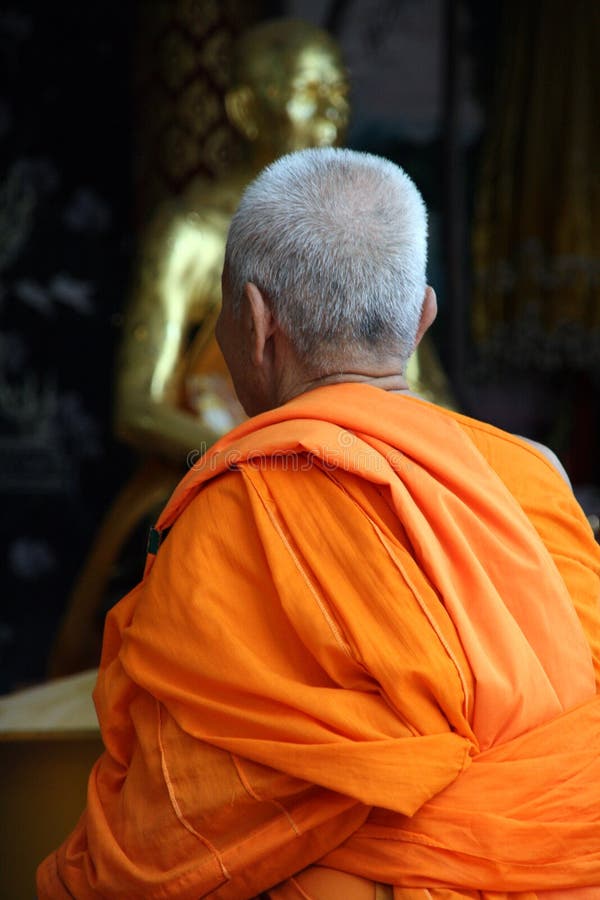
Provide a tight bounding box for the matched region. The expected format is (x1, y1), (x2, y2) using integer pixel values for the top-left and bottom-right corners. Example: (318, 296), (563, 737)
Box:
(38, 149), (600, 899)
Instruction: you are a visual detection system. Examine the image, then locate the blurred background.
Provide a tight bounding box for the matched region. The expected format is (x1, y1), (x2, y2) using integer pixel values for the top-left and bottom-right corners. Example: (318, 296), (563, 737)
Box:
(1, 0), (598, 694)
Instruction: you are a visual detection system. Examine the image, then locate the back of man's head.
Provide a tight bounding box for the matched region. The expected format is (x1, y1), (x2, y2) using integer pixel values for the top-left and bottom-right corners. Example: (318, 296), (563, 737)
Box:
(225, 148), (428, 371)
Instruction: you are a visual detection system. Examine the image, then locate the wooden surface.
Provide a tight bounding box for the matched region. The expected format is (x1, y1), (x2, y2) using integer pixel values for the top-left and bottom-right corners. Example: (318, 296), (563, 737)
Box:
(0, 669), (100, 740)
(0, 671), (103, 898)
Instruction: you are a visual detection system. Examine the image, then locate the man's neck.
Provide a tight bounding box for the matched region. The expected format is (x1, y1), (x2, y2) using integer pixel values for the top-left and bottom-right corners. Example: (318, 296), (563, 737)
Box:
(276, 369), (413, 407)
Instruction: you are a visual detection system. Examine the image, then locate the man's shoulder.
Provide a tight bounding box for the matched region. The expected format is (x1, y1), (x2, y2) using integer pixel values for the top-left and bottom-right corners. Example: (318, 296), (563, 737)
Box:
(515, 436), (571, 486)
(429, 402), (572, 488)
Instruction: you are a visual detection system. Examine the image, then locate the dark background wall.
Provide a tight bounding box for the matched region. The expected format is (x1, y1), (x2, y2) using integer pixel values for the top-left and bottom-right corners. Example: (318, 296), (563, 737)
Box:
(0, 2), (136, 690)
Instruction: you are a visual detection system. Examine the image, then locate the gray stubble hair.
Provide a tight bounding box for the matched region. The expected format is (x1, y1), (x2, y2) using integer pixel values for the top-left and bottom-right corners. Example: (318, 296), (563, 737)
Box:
(225, 148), (428, 371)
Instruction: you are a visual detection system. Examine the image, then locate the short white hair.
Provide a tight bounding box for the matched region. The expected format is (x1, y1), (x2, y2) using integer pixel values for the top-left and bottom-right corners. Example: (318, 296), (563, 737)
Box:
(225, 148), (428, 368)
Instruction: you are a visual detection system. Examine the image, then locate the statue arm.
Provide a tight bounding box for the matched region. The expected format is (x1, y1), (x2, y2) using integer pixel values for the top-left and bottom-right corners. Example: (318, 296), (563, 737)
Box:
(114, 209), (228, 463)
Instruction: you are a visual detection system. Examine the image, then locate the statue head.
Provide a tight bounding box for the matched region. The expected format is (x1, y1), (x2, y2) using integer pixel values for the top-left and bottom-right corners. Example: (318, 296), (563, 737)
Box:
(225, 19), (350, 156)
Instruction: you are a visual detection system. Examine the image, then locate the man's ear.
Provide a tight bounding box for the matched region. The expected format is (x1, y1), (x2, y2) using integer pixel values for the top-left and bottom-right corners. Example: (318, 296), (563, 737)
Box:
(225, 86), (260, 141)
(414, 285), (437, 347)
(244, 282), (276, 366)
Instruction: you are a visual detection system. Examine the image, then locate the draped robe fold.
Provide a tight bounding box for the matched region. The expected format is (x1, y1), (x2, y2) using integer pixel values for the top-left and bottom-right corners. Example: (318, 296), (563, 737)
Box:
(37, 384), (600, 900)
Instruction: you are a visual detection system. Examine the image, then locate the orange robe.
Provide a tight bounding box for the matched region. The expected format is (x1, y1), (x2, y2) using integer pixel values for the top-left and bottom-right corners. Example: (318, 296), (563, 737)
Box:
(37, 384), (600, 899)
